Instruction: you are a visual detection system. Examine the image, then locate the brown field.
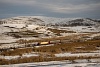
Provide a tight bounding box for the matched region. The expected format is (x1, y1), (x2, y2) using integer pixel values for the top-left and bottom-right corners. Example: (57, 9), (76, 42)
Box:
(0, 56), (100, 65)
(0, 39), (100, 65)
(1, 40), (100, 56)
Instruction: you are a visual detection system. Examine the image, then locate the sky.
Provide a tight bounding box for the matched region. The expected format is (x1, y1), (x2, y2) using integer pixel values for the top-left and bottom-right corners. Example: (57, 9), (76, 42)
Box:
(0, 0), (100, 19)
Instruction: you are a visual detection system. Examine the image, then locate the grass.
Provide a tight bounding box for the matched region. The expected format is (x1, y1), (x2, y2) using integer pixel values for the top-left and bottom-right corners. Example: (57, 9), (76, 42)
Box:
(0, 39), (100, 65)
(16, 34), (80, 44)
(7, 30), (40, 38)
(1, 40), (100, 56)
(0, 48), (34, 56)
(0, 56), (100, 65)
(48, 28), (75, 36)
(33, 40), (99, 53)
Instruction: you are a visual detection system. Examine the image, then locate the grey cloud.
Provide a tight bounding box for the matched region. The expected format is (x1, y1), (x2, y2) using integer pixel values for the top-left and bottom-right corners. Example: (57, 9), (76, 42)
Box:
(0, 0), (100, 19)
(33, 1), (100, 14)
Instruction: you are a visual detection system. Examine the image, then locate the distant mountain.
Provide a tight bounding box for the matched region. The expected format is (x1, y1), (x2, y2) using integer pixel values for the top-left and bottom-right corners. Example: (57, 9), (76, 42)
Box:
(0, 16), (100, 26)
(0, 16), (100, 33)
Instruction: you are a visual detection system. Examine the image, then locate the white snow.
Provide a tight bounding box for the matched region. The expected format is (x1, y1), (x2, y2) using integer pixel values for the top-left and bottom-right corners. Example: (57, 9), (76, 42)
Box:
(61, 26), (100, 33)
(2, 24), (26, 28)
(90, 33), (100, 37)
(26, 25), (39, 30)
(0, 16), (100, 66)
(0, 25), (12, 33)
(22, 53), (39, 57)
(55, 52), (100, 57)
(0, 39), (17, 43)
(0, 34), (17, 43)
(60, 33), (79, 36)
(0, 55), (20, 60)
(0, 16), (100, 33)
(1, 60), (100, 67)
(0, 53), (39, 60)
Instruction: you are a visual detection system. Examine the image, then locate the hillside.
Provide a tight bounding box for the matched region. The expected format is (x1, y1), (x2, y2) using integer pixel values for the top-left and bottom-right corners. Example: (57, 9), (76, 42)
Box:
(0, 16), (100, 33)
(0, 16), (100, 66)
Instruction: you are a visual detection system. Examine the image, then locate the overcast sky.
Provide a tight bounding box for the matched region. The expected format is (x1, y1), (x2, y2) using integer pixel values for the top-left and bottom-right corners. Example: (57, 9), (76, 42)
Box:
(0, 0), (100, 19)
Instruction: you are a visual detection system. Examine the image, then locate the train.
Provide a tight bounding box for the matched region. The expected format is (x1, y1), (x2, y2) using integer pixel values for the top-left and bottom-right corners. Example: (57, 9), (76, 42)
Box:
(0, 39), (68, 52)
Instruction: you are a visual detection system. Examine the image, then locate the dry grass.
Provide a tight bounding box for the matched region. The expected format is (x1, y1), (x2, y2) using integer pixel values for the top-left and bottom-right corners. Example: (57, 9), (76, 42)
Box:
(16, 35), (80, 44)
(1, 40), (100, 56)
(34, 40), (99, 53)
(1, 48), (33, 56)
(48, 28), (75, 36)
(0, 56), (100, 65)
(0, 40), (100, 65)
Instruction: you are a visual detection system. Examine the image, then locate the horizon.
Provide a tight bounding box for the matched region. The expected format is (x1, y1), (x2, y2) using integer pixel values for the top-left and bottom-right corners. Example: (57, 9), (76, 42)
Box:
(0, 16), (99, 20)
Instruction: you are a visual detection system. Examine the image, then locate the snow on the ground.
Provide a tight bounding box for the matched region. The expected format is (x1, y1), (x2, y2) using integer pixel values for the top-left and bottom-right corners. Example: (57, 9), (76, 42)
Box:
(0, 34), (13, 40)
(0, 35), (40, 46)
(60, 33), (80, 36)
(0, 33), (20, 44)
(0, 34), (17, 43)
(90, 33), (100, 37)
(18, 37), (39, 40)
(1, 16), (100, 33)
(1, 60), (100, 67)
(22, 53), (39, 57)
(0, 53), (39, 60)
(0, 55), (20, 60)
(35, 28), (47, 33)
(0, 39), (17, 43)
(0, 25), (12, 33)
(62, 26), (100, 33)
(55, 52), (100, 57)
(26, 25), (39, 30)
(2, 24), (26, 28)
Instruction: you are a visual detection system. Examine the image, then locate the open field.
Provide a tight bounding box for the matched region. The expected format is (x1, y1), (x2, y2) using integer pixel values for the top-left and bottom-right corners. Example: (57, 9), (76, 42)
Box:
(0, 16), (100, 66)
(0, 39), (100, 65)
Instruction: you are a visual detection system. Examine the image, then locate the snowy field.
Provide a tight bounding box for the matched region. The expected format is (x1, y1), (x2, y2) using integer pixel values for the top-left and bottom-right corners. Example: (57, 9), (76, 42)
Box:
(1, 59), (100, 67)
(0, 16), (100, 66)
(55, 52), (100, 57)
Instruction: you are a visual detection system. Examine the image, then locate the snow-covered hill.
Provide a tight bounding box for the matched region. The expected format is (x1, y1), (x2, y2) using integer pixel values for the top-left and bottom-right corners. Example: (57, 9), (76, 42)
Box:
(0, 16), (100, 33)
(0, 16), (100, 65)
(0, 16), (100, 26)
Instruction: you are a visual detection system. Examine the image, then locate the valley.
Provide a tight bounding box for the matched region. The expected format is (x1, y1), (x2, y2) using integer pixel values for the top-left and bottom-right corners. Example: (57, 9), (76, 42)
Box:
(0, 16), (100, 67)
